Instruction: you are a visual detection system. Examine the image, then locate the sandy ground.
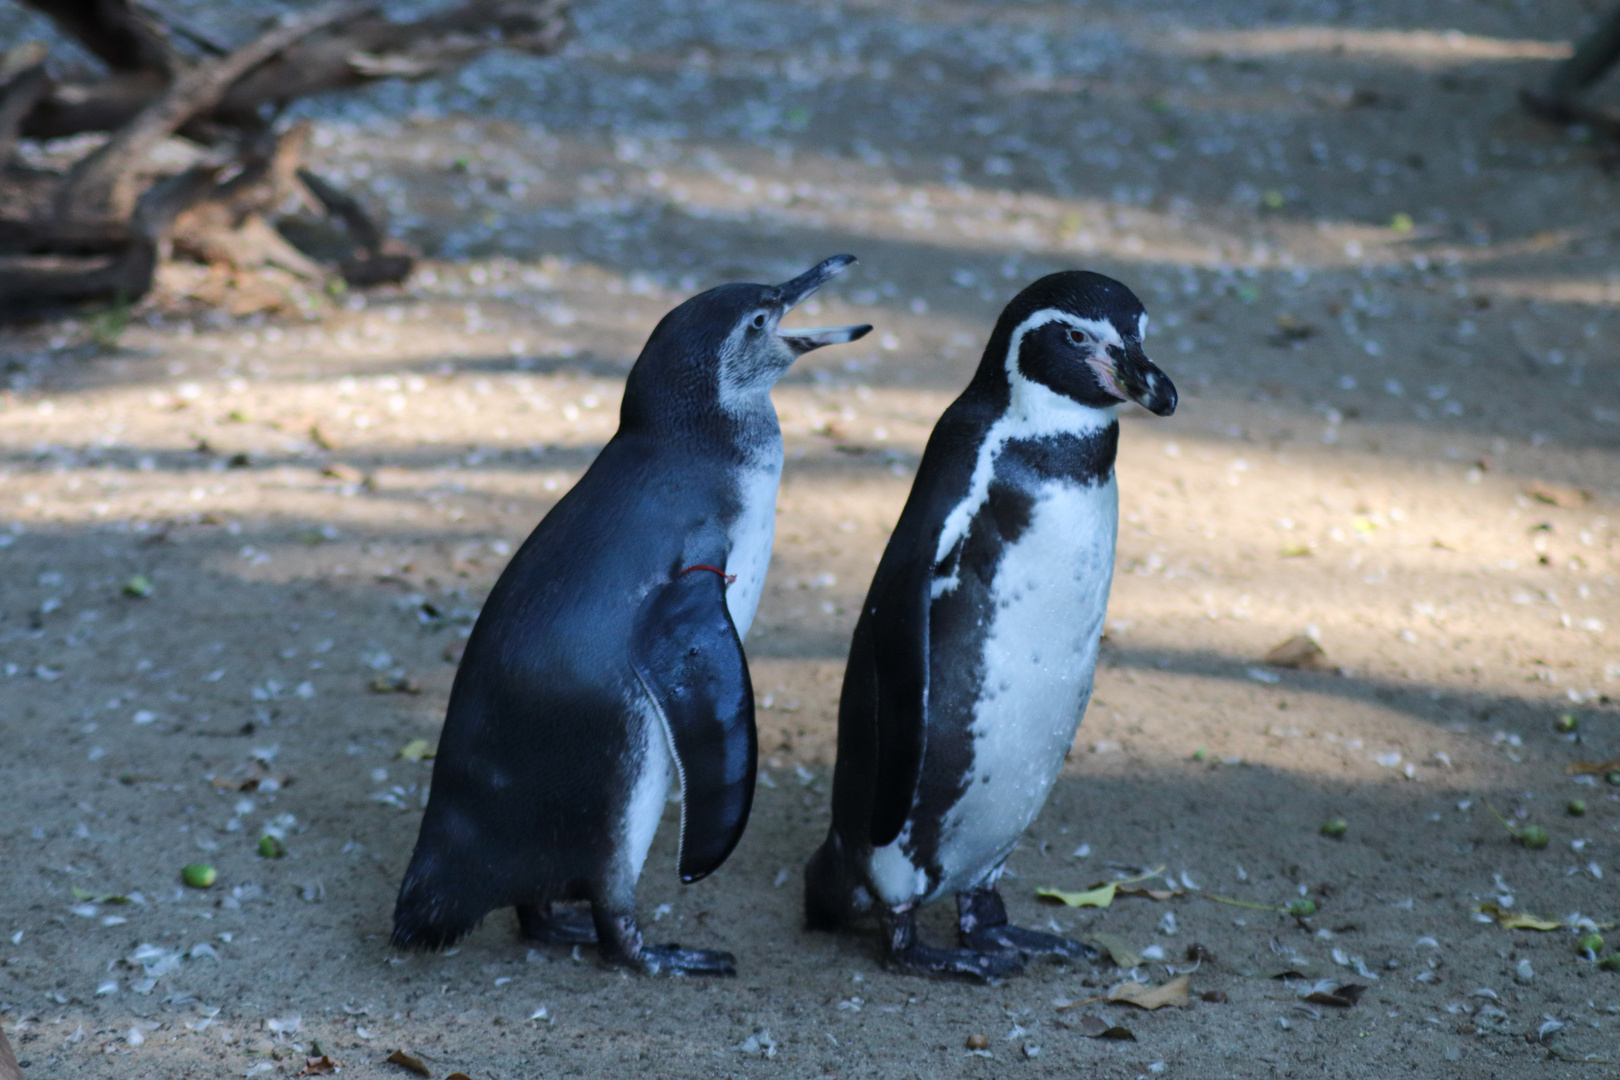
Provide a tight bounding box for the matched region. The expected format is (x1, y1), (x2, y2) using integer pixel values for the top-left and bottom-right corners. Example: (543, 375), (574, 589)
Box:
(2, 0), (1620, 1076)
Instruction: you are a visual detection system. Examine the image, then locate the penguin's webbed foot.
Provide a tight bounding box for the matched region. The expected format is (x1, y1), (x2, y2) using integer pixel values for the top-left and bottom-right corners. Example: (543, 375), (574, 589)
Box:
(516, 902), (599, 945)
(963, 924), (1099, 961)
(593, 909), (736, 976)
(956, 885), (1099, 961)
(881, 907), (1023, 982)
(638, 944), (737, 977)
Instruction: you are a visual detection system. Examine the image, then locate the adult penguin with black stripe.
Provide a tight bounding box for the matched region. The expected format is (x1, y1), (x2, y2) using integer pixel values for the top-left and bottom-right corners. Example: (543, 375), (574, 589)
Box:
(805, 270), (1176, 979)
(393, 256), (870, 975)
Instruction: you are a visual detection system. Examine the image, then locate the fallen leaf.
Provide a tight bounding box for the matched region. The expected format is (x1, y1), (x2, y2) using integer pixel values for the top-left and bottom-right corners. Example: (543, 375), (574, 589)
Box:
(1117, 886), (1181, 901)
(1525, 481), (1591, 509)
(296, 1056), (341, 1076)
(70, 887), (131, 904)
(1076, 1015), (1136, 1040)
(1279, 543), (1314, 558)
(1262, 634), (1328, 669)
(398, 739), (436, 762)
(1567, 761), (1620, 776)
(370, 674), (422, 695)
(1038, 883), (1116, 908)
(1037, 867), (1170, 909)
(386, 1049), (431, 1077)
(1304, 983), (1365, 1007)
(1477, 903), (1562, 931)
(1201, 989), (1228, 1003)
(1086, 931), (1141, 969)
(1108, 974), (1191, 1010)
(447, 1074), (474, 1080)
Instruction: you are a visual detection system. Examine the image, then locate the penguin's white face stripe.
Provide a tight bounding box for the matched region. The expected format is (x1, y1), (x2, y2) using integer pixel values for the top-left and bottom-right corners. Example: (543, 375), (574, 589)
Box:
(716, 310), (790, 416)
(930, 309), (1118, 577)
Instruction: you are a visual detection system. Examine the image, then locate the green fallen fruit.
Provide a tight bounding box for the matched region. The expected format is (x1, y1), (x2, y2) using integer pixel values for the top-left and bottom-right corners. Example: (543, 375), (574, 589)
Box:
(1568, 800), (1586, 817)
(1599, 954), (1620, 973)
(1516, 825), (1550, 850)
(1191, 747), (1207, 762)
(1554, 713), (1578, 734)
(181, 863), (216, 889)
(257, 834), (286, 859)
(1607, 772), (1620, 787)
(123, 574), (154, 598)
(1286, 899), (1317, 918)
(1578, 933), (1604, 955)
(1320, 818), (1348, 839)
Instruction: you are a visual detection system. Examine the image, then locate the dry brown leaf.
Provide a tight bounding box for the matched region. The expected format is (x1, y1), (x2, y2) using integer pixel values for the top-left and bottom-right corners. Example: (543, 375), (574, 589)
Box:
(370, 674), (422, 695)
(1304, 984), (1364, 1007)
(321, 462), (364, 483)
(1525, 481), (1591, 509)
(1076, 1014), (1136, 1040)
(1108, 974), (1191, 1010)
(1262, 634), (1328, 669)
(296, 1056), (341, 1076)
(447, 1074), (474, 1080)
(386, 1049), (431, 1077)
(1568, 760), (1620, 776)
(1086, 931), (1141, 969)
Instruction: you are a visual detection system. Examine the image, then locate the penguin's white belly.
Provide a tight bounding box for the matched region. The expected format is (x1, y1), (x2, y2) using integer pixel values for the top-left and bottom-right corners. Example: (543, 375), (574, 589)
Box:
(932, 475), (1118, 897)
(723, 456), (781, 641)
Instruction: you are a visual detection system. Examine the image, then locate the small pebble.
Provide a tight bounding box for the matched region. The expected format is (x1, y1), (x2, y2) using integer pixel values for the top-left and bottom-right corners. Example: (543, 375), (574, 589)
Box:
(965, 1034), (989, 1051)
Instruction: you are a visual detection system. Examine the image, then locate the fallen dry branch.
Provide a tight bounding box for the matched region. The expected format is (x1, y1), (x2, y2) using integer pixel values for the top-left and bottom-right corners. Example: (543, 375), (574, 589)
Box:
(0, 0), (571, 322)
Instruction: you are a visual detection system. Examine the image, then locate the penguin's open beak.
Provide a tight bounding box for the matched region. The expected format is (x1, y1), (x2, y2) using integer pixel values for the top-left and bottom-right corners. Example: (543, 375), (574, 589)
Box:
(775, 254), (873, 354)
(1106, 340), (1178, 417)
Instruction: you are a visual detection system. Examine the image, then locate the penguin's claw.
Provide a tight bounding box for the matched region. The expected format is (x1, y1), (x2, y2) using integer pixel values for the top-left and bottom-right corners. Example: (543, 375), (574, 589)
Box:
(963, 925), (1099, 961)
(637, 945), (737, 977)
(516, 903), (599, 945)
(883, 942), (1025, 982)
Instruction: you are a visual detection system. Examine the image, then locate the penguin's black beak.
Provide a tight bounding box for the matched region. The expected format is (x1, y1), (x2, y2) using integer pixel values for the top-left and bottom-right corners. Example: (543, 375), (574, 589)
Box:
(1109, 340), (1178, 417)
(774, 254), (873, 354)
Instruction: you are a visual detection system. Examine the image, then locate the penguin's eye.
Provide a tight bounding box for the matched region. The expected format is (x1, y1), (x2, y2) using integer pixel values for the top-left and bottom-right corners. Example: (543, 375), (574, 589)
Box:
(1067, 328), (1091, 346)
(751, 313), (767, 330)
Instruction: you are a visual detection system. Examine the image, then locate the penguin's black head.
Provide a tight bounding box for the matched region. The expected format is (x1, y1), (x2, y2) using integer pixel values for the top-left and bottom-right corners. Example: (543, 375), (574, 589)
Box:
(981, 270), (1177, 417)
(623, 256), (871, 429)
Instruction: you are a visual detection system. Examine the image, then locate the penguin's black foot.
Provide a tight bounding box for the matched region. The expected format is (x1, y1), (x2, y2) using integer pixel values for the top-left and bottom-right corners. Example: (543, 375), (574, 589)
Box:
(956, 885), (1098, 961)
(638, 944), (737, 977)
(592, 910), (736, 976)
(516, 903), (598, 945)
(963, 924), (1099, 961)
(881, 907), (1023, 982)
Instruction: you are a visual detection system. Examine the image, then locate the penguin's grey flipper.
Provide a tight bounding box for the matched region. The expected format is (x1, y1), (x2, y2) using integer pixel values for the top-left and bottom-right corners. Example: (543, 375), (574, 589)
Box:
(957, 887), (1100, 961)
(880, 906), (1023, 982)
(630, 569), (757, 885)
(517, 902), (598, 945)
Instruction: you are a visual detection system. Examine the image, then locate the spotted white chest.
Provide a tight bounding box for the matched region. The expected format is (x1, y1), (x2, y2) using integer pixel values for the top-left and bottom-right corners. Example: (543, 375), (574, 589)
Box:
(722, 455), (782, 641)
(931, 473), (1118, 897)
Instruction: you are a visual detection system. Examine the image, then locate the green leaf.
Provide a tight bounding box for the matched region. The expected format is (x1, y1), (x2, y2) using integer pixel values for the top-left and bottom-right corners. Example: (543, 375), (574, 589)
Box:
(1038, 883), (1116, 908)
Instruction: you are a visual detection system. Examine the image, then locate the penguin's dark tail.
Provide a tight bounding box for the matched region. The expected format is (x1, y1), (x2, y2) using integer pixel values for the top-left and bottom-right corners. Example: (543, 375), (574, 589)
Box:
(803, 831), (863, 931)
(390, 846), (493, 950)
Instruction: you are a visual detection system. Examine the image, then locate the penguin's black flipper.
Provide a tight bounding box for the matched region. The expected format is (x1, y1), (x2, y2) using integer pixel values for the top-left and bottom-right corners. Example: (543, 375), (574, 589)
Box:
(631, 569), (757, 884)
(862, 555), (931, 848)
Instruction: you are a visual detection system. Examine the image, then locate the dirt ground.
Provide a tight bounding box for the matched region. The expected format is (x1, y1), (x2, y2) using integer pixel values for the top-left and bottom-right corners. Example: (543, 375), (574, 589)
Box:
(2, 0), (1620, 1076)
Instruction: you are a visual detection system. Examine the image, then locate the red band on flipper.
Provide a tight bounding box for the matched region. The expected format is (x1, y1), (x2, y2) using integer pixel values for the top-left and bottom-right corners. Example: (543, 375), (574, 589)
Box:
(680, 564), (737, 585)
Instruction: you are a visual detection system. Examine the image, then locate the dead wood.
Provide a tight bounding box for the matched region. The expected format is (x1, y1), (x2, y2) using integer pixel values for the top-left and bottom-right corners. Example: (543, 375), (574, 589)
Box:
(0, 0), (569, 317)
(0, 165), (212, 321)
(19, 0), (570, 142)
(0, 59), (49, 165)
(55, 0), (369, 222)
(15, 0), (179, 75)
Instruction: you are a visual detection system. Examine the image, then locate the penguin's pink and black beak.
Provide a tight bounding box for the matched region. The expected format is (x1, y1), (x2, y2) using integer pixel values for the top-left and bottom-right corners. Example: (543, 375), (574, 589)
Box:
(1100, 340), (1178, 417)
(774, 254), (873, 354)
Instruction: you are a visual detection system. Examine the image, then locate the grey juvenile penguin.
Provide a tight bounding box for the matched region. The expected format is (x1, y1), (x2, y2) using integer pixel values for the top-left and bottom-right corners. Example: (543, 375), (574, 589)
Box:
(805, 271), (1176, 978)
(394, 256), (870, 975)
